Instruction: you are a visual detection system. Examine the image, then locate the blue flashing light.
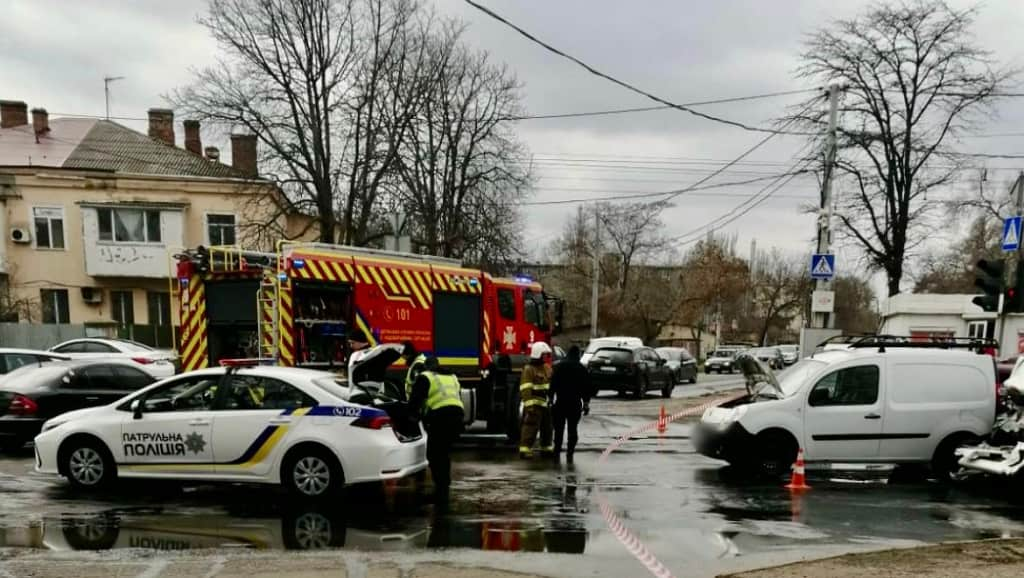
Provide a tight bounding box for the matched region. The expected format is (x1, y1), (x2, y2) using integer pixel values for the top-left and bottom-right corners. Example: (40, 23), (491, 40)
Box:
(469, 278), (479, 286)
(515, 275), (533, 284)
(291, 258), (306, 269)
(180, 278), (189, 286)
(278, 273), (288, 281)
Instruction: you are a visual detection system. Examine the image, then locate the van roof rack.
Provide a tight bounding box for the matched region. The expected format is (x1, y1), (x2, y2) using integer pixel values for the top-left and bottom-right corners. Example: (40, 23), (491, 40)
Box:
(846, 334), (998, 353)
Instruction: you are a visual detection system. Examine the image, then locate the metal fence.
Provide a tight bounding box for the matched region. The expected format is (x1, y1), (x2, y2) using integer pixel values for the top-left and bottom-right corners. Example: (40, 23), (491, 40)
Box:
(0, 323), (92, 350)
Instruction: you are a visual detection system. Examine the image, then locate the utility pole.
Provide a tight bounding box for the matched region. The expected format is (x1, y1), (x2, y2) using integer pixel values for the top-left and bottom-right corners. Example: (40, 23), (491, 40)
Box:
(103, 76), (125, 120)
(812, 83), (841, 329)
(590, 208), (600, 338)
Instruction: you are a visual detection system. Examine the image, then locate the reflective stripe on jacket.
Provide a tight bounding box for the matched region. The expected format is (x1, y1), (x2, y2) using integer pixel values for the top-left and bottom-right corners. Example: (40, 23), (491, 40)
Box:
(404, 354), (428, 397)
(520, 363), (552, 408)
(423, 371), (464, 412)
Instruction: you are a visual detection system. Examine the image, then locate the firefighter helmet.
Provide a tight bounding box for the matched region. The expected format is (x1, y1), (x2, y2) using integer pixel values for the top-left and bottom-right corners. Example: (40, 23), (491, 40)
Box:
(529, 342), (552, 360)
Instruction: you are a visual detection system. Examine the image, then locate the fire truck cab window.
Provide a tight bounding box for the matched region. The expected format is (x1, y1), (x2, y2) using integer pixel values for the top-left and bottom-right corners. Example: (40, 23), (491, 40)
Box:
(498, 288), (516, 320)
(523, 290), (545, 327)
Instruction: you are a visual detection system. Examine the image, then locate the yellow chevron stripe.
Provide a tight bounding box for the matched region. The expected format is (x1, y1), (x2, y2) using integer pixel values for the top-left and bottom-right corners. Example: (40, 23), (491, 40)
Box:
(378, 267), (402, 295)
(402, 270), (428, 309)
(357, 264), (372, 284)
(355, 314), (377, 346)
(344, 262), (356, 281)
(369, 267), (388, 292)
(331, 261), (348, 282)
(390, 268), (410, 294)
(318, 260), (337, 282)
(414, 271), (434, 301)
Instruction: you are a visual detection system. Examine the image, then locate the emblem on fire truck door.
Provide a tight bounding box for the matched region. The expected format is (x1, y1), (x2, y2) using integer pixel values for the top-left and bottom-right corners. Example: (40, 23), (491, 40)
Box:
(503, 326), (516, 351)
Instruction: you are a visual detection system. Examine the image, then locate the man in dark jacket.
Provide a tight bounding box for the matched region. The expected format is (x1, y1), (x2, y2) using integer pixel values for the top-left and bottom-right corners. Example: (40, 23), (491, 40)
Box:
(550, 345), (591, 463)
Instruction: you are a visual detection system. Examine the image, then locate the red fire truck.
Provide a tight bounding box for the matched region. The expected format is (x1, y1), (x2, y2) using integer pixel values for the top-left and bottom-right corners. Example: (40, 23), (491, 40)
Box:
(174, 243), (563, 438)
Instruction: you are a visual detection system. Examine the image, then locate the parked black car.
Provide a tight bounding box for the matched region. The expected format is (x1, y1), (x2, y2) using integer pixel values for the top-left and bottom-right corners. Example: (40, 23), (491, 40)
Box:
(0, 359), (158, 452)
(587, 345), (675, 399)
(655, 347), (698, 385)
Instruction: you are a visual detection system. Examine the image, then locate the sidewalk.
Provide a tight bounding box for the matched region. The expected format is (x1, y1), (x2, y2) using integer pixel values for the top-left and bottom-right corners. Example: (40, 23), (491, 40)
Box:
(721, 538), (1024, 578)
(0, 551), (547, 578)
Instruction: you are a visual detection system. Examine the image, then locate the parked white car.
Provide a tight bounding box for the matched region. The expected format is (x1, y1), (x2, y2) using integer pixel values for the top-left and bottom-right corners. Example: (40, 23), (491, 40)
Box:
(48, 339), (176, 378)
(0, 348), (70, 375)
(580, 336), (643, 366)
(694, 345), (996, 480)
(34, 364), (426, 498)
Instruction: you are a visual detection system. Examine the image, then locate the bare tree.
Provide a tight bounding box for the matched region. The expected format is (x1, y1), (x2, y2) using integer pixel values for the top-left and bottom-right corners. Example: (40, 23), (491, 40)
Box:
(789, 1), (1009, 296)
(677, 237), (748, 345)
(395, 22), (529, 268)
(0, 272), (36, 322)
(750, 250), (803, 345)
(173, 0), (424, 244)
(833, 276), (879, 334)
(596, 201), (668, 299)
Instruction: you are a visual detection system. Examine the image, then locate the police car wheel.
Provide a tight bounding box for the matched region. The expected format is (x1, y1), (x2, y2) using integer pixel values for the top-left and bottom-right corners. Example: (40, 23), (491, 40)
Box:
(284, 449), (343, 498)
(64, 441), (115, 489)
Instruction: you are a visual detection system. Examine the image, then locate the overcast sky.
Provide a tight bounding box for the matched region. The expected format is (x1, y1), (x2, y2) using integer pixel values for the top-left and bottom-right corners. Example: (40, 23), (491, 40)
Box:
(3, 0), (1024, 293)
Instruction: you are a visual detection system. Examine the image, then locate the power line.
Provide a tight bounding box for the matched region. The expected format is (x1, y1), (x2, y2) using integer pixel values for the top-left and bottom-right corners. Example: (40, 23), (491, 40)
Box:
(505, 88), (818, 121)
(462, 0), (819, 137)
(519, 171), (814, 206)
(669, 156), (815, 244)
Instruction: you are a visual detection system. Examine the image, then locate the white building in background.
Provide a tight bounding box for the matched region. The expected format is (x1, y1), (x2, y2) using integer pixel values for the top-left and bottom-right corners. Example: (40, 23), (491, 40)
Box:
(878, 293), (1024, 358)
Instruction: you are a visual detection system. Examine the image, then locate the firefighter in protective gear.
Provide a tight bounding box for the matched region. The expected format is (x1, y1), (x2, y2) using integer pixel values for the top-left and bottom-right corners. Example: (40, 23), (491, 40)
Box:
(402, 341), (428, 401)
(519, 342), (554, 458)
(408, 357), (465, 493)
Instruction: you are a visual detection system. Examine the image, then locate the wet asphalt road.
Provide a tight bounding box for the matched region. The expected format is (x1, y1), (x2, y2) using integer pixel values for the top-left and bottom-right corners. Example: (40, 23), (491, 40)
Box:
(4, 372), (1024, 578)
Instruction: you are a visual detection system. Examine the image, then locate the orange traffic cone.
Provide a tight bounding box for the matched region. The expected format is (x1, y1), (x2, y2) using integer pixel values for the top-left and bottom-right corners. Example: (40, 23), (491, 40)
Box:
(785, 448), (811, 491)
(657, 405), (668, 434)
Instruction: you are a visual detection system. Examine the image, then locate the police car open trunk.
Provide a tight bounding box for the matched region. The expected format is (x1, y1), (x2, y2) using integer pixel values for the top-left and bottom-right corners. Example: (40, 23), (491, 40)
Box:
(347, 344), (421, 441)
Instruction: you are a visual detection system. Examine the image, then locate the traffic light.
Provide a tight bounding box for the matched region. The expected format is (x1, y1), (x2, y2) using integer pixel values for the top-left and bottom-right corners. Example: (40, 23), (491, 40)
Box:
(1007, 264), (1024, 313)
(973, 259), (1006, 312)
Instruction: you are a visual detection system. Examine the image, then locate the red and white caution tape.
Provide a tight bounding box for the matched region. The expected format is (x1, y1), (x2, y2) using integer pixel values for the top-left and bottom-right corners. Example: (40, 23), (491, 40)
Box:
(595, 394), (742, 578)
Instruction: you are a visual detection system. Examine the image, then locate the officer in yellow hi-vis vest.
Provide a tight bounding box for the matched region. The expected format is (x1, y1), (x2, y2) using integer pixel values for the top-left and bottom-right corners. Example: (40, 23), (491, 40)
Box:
(402, 341), (428, 400)
(408, 357), (465, 493)
(519, 342), (554, 458)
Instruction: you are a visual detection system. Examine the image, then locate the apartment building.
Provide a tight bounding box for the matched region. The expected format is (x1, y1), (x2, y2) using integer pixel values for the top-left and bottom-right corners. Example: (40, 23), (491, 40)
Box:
(0, 99), (289, 345)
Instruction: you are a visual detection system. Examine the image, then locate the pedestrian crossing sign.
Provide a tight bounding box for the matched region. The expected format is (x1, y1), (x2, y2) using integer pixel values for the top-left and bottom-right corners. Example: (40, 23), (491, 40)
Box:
(1003, 216), (1022, 251)
(810, 253), (835, 280)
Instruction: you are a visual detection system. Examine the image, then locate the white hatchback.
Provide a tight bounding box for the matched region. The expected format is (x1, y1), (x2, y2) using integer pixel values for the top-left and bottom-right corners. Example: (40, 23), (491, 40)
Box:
(34, 365), (426, 498)
(49, 339), (177, 378)
(694, 346), (997, 479)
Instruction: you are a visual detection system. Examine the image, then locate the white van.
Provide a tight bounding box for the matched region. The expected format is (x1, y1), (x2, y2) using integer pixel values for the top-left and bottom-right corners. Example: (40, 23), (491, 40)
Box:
(580, 336), (643, 366)
(694, 346), (996, 479)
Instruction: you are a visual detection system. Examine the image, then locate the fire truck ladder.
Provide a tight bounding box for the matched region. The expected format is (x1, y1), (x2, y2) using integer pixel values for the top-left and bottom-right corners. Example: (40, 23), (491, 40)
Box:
(257, 270), (279, 361)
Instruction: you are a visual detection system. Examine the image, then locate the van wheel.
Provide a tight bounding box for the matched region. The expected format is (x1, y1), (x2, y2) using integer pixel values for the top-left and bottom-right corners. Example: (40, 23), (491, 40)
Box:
(752, 432), (797, 479)
(932, 433), (980, 482)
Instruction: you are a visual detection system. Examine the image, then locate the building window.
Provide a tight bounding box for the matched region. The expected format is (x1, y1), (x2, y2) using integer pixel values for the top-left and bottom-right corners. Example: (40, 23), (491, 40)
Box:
(207, 214), (237, 246)
(147, 292), (171, 326)
(111, 290), (135, 327)
(33, 207), (65, 250)
(97, 208), (161, 243)
(40, 289), (70, 324)
(967, 321), (988, 339)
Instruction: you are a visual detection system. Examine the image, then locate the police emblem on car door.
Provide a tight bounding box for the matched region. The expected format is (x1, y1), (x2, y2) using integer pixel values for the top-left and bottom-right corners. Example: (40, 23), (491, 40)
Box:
(119, 374), (219, 474)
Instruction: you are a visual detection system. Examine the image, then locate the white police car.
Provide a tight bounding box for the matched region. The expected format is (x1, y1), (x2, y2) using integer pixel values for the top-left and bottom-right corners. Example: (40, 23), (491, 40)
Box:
(33, 360), (426, 498)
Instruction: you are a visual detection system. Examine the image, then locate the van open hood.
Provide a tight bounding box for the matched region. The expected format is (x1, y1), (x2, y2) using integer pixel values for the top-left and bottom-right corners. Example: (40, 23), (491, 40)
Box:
(735, 353), (782, 397)
(351, 344), (403, 384)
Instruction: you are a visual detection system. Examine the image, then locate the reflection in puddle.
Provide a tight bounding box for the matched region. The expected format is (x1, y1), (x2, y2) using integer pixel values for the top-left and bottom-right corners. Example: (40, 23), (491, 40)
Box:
(0, 471), (590, 555)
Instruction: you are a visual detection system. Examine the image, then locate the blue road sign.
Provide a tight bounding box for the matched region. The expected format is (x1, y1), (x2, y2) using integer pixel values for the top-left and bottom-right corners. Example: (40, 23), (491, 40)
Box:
(810, 253), (835, 280)
(1003, 216), (1022, 251)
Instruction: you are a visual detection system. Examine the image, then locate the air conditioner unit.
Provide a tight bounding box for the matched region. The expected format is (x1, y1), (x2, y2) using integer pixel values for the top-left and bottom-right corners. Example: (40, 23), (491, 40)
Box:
(80, 287), (104, 304)
(9, 227), (30, 244)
